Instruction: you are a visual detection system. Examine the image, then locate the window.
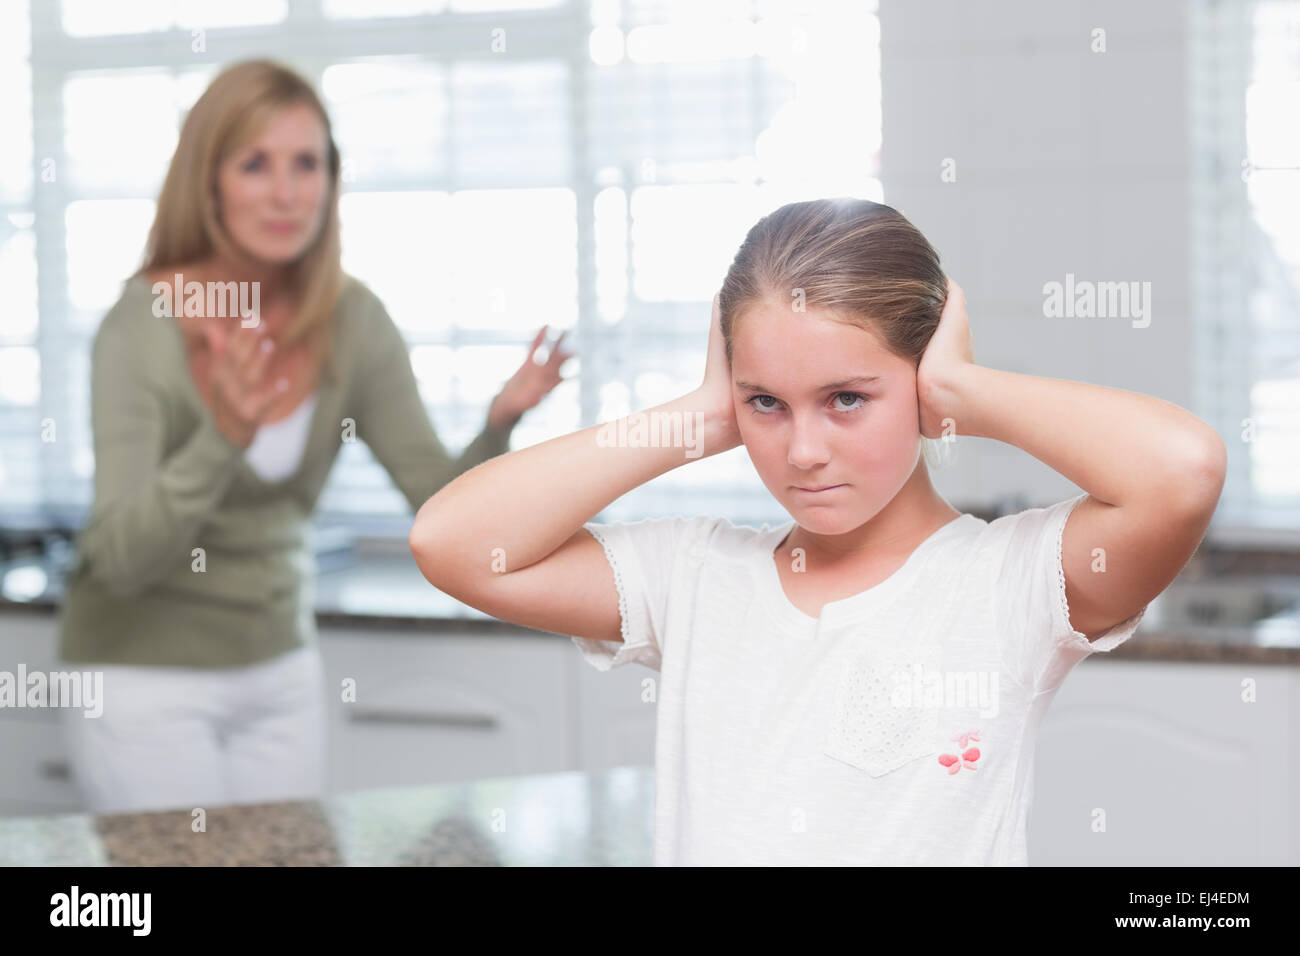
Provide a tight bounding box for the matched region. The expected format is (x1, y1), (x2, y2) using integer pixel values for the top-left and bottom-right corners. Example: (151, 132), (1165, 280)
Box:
(0, 0), (37, 513)
(1192, 0), (1300, 532)
(4, 0), (883, 536)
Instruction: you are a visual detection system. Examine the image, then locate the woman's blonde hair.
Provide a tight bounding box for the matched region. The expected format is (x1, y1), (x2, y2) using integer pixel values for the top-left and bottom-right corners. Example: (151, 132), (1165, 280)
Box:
(137, 59), (344, 384)
(718, 197), (952, 468)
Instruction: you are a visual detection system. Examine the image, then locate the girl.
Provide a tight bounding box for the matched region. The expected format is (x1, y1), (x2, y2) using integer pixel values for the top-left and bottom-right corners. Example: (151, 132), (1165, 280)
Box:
(409, 197), (1225, 865)
(58, 60), (568, 815)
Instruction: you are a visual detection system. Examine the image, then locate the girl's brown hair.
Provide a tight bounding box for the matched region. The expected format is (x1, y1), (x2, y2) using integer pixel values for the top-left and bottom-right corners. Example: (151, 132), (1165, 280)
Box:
(137, 59), (344, 383)
(718, 197), (951, 465)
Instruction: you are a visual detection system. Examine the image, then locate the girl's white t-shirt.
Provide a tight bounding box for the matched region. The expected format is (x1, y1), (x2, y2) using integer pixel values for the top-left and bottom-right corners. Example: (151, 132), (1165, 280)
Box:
(574, 493), (1147, 866)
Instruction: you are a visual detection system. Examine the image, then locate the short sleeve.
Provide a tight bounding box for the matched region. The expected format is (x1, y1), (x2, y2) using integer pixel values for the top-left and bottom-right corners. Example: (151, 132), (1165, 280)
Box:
(989, 493), (1148, 694)
(571, 515), (694, 672)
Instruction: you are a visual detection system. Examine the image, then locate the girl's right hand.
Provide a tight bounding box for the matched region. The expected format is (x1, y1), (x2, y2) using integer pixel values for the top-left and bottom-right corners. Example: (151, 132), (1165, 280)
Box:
(694, 291), (742, 454)
(200, 320), (287, 449)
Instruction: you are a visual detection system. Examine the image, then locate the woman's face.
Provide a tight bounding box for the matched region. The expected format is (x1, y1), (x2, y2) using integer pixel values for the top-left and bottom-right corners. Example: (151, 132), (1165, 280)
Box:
(213, 102), (330, 267)
(730, 297), (923, 536)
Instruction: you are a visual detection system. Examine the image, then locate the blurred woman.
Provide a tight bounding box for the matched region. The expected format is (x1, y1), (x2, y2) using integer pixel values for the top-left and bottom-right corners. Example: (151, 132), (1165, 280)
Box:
(56, 59), (570, 814)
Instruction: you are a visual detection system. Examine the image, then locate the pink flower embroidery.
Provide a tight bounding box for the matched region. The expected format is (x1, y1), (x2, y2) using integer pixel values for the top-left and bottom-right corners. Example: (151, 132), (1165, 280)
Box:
(938, 729), (981, 774)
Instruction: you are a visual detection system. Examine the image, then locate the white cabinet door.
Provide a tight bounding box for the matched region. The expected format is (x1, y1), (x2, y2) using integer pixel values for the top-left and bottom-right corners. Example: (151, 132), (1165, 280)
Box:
(1030, 659), (1296, 865)
(0, 613), (84, 816)
(317, 627), (574, 793)
(571, 650), (658, 772)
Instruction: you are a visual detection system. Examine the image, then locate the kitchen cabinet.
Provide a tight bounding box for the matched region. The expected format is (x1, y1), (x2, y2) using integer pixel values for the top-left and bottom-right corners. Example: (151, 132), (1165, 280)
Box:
(317, 626), (576, 790)
(1031, 659), (1299, 865)
(0, 613), (82, 816)
(0, 612), (657, 813)
(316, 626), (659, 789)
(2, 607), (1297, 867)
(570, 647), (658, 771)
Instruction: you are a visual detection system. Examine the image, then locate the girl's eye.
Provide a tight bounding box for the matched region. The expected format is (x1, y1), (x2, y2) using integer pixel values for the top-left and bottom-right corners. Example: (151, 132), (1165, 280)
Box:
(832, 391), (869, 411)
(744, 392), (870, 414)
(297, 154), (318, 171)
(241, 154), (264, 172)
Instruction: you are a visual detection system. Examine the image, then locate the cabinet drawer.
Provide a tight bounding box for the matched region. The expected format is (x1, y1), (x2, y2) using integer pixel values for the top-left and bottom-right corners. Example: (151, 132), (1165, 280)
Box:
(318, 628), (573, 791)
(0, 717), (83, 814)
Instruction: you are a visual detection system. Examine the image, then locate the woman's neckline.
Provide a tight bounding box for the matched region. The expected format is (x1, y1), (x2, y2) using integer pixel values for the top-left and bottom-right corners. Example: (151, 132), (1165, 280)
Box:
(757, 511), (976, 631)
(249, 388), (319, 429)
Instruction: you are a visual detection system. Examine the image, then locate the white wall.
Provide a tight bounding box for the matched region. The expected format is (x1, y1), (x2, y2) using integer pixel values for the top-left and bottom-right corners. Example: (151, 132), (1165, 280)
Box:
(880, 0), (1193, 508)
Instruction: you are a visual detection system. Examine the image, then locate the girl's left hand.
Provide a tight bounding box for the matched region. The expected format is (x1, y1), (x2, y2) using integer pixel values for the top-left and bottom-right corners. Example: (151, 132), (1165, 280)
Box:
(916, 278), (976, 439)
(487, 326), (574, 428)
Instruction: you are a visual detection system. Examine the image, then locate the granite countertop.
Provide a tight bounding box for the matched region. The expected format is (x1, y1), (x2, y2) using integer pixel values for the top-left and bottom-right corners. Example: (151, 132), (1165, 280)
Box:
(0, 549), (523, 633)
(0, 765), (654, 866)
(2, 543), (1299, 664)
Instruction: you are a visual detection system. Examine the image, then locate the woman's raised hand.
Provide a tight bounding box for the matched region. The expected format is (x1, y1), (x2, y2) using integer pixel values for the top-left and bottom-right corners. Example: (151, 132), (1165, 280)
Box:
(199, 320), (289, 449)
(486, 326), (573, 429)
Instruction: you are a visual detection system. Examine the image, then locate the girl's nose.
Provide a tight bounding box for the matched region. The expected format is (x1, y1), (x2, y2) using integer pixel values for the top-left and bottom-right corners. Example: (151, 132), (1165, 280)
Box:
(786, 414), (832, 469)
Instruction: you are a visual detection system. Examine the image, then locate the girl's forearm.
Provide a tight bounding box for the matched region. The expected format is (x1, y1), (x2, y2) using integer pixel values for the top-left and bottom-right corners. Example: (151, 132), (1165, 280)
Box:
(939, 364), (1225, 510)
(410, 391), (727, 578)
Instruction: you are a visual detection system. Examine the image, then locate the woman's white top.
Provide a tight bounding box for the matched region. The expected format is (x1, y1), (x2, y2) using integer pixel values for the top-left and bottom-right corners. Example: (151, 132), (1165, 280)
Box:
(572, 493), (1147, 866)
(242, 391), (318, 482)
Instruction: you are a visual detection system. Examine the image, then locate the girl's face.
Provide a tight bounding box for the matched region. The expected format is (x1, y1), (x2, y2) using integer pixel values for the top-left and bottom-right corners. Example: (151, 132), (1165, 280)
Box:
(213, 102), (330, 267)
(730, 297), (923, 536)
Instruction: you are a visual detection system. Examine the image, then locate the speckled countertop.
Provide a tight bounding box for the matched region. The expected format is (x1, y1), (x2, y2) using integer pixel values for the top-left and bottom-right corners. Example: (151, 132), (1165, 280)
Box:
(2, 546), (1299, 663)
(0, 765), (654, 866)
(0, 549), (527, 633)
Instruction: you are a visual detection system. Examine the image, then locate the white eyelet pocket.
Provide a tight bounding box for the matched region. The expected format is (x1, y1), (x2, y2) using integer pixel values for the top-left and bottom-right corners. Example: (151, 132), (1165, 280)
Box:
(824, 643), (942, 777)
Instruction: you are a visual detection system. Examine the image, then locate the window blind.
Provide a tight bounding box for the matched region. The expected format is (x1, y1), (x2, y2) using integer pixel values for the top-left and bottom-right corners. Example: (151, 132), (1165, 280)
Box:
(1190, 0), (1300, 534)
(2, 0), (885, 537)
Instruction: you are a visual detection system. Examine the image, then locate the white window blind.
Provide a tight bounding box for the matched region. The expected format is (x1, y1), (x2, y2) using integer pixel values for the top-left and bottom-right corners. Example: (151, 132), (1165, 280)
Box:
(0, 0), (41, 522)
(2, 0), (884, 537)
(1192, 0), (1300, 534)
